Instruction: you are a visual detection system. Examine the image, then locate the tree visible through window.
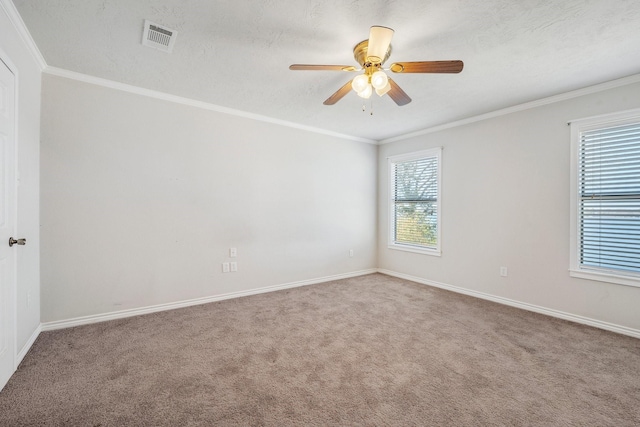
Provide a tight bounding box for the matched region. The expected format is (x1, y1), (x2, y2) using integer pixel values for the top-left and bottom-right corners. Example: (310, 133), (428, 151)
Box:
(389, 148), (441, 255)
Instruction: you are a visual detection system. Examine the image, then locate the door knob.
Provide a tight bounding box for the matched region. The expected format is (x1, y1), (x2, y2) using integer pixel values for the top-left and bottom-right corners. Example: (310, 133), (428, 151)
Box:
(9, 237), (26, 247)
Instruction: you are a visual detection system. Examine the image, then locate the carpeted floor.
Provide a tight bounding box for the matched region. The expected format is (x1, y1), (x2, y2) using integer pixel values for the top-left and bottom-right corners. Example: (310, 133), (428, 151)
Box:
(1, 273), (639, 426)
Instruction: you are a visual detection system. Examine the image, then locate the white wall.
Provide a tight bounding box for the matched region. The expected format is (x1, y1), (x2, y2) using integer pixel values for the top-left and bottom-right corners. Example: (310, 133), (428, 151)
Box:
(0, 1), (41, 353)
(378, 80), (640, 332)
(40, 74), (377, 322)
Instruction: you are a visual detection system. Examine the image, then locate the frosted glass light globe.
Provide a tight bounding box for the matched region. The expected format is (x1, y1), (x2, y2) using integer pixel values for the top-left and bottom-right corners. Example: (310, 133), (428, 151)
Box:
(357, 84), (373, 99)
(376, 80), (391, 96)
(351, 74), (369, 93)
(371, 70), (388, 90)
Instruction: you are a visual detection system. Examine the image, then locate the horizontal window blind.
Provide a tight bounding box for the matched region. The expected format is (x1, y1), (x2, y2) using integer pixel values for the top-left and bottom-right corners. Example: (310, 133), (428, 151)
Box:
(579, 122), (640, 274)
(393, 156), (438, 248)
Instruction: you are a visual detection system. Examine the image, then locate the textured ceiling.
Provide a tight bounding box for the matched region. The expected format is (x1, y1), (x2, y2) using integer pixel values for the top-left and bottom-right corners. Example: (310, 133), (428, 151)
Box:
(12, 0), (640, 142)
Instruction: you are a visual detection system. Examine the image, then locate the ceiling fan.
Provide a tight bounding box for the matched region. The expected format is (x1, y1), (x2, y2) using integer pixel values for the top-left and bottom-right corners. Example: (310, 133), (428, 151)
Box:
(290, 26), (463, 106)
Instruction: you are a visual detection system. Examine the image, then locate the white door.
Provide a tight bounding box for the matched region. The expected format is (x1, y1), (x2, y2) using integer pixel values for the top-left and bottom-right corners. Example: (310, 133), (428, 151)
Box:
(0, 58), (16, 391)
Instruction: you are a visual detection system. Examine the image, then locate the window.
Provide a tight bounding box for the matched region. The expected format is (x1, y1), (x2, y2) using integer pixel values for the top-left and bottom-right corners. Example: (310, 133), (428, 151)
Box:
(570, 109), (640, 287)
(388, 148), (441, 255)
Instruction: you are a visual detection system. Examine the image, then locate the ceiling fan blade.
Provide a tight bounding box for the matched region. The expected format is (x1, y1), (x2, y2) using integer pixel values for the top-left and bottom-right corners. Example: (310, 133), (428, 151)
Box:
(390, 60), (464, 74)
(387, 78), (411, 106)
(290, 64), (358, 72)
(367, 26), (394, 63)
(323, 80), (354, 105)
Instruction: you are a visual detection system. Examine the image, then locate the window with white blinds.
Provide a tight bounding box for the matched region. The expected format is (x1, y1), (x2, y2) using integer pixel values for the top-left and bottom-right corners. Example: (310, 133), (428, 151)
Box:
(570, 110), (640, 287)
(388, 148), (441, 255)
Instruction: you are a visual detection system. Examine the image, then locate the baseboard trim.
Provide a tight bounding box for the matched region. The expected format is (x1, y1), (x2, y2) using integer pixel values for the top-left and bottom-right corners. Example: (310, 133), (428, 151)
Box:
(16, 323), (41, 368)
(41, 269), (378, 331)
(378, 269), (640, 339)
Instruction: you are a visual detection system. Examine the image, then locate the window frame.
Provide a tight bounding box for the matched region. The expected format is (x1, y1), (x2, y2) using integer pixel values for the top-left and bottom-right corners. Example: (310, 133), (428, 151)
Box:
(569, 108), (640, 288)
(388, 148), (442, 256)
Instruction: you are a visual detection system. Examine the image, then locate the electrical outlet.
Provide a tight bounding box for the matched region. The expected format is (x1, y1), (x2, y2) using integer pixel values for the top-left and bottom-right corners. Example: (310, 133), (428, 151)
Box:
(230, 262), (238, 272)
(500, 267), (508, 277)
(222, 262), (230, 273)
(230, 247), (237, 257)
(349, 249), (354, 257)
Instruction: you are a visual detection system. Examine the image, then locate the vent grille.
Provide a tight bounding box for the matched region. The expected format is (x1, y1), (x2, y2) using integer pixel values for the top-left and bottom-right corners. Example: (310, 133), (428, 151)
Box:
(142, 20), (177, 53)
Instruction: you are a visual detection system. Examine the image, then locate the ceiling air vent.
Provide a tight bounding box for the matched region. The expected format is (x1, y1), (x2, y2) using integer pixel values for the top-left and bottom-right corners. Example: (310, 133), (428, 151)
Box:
(142, 20), (177, 53)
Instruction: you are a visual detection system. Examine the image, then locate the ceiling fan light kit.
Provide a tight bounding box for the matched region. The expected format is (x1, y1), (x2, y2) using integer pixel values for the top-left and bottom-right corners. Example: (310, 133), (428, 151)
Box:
(290, 25), (464, 107)
(352, 69), (389, 99)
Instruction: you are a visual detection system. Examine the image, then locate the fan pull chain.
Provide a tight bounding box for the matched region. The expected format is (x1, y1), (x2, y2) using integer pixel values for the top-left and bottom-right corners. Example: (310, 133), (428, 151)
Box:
(362, 100), (375, 115)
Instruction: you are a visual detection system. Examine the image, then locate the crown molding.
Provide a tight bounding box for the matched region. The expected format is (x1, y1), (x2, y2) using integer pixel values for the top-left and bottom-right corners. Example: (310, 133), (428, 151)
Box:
(43, 66), (378, 144)
(380, 73), (640, 144)
(0, 0), (47, 70)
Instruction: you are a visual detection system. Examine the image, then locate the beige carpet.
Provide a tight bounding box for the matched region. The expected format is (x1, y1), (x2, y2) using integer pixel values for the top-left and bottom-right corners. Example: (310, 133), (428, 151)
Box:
(1, 273), (639, 426)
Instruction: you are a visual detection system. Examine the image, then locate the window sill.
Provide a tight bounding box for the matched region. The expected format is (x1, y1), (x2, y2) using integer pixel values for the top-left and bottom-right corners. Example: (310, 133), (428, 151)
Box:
(388, 243), (441, 257)
(570, 268), (640, 288)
